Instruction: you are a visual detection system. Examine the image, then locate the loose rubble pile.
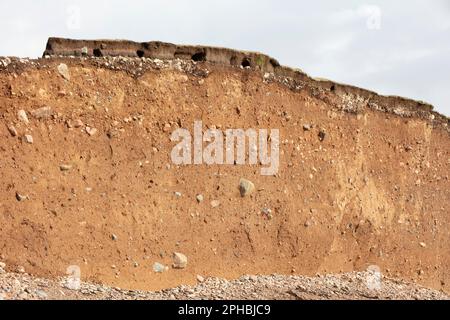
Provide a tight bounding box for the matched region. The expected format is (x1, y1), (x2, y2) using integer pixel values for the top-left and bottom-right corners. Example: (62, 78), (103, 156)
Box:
(0, 263), (447, 300)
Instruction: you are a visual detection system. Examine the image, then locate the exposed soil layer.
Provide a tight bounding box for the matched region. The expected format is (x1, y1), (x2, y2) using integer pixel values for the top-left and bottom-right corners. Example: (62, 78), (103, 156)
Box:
(0, 54), (449, 295)
(43, 38), (450, 129)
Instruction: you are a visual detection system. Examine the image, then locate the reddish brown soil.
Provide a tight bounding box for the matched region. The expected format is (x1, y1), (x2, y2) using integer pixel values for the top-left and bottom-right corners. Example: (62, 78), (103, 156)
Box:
(0, 56), (449, 293)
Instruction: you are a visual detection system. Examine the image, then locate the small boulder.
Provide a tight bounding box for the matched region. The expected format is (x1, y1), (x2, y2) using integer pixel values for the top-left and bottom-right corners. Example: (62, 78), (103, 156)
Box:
(16, 192), (28, 202)
(31, 106), (53, 119)
(73, 119), (84, 128)
(18, 110), (29, 124)
(318, 129), (326, 142)
(239, 178), (255, 197)
(210, 200), (220, 208)
(261, 207), (273, 219)
(24, 135), (33, 144)
(7, 125), (17, 137)
(153, 262), (167, 273)
(59, 164), (72, 171)
(57, 63), (70, 80)
(66, 119), (84, 128)
(172, 252), (188, 269)
(85, 127), (98, 136)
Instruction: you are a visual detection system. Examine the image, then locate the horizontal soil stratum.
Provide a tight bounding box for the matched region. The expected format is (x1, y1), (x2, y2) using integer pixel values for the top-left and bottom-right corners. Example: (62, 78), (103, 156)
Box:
(0, 39), (449, 297)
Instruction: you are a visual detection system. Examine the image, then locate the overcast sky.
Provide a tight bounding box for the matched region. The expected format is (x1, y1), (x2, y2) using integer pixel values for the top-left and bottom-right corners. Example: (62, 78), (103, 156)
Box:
(1, 0), (449, 116)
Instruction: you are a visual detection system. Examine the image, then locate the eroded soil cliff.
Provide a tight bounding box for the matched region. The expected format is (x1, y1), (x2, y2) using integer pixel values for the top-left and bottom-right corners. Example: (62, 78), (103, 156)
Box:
(0, 52), (448, 294)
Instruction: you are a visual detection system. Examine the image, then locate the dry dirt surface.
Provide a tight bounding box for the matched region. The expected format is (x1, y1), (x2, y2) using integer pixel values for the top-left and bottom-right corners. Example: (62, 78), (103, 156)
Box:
(0, 51), (449, 299)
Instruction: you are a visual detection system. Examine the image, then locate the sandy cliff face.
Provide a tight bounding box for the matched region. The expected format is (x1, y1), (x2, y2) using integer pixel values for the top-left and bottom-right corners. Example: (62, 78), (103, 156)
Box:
(0, 52), (448, 292)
